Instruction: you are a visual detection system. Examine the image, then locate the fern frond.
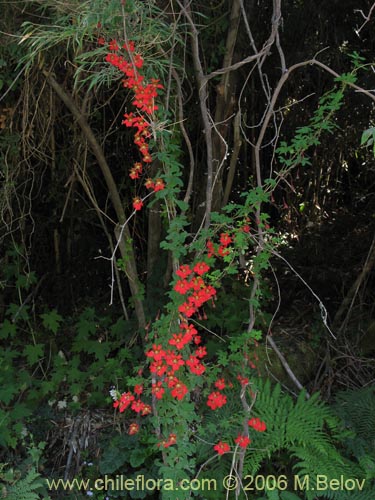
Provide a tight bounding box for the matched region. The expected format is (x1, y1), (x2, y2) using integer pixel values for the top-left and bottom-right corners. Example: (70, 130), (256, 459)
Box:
(4, 467), (49, 500)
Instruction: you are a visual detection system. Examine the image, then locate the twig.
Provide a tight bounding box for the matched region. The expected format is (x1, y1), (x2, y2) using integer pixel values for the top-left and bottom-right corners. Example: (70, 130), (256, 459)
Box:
(332, 233), (375, 334)
(355, 2), (375, 35)
(267, 334), (310, 397)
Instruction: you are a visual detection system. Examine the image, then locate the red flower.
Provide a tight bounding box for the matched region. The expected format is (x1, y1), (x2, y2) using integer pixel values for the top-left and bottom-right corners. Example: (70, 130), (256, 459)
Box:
(220, 232), (232, 246)
(176, 265), (192, 279)
(122, 41), (135, 52)
(141, 404), (152, 416)
(153, 178), (165, 192)
(165, 350), (184, 372)
(180, 322), (198, 336)
(145, 178), (155, 190)
(131, 399), (146, 413)
(248, 417), (267, 432)
(133, 197), (143, 211)
(186, 354), (206, 375)
(189, 362), (205, 375)
(113, 391), (135, 413)
(163, 433), (177, 448)
(134, 53), (144, 68)
(128, 423), (139, 435)
(215, 378), (226, 390)
(152, 381), (165, 400)
(237, 375), (249, 386)
(98, 37), (106, 46)
(190, 276), (205, 290)
(149, 359), (167, 376)
(178, 302), (196, 317)
(134, 384), (143, 395)
(142, 153), (153, 163)
(146, 344), (165, 361)
(165, 373), (178, 388)
(206, 240), (216, 258)
(129, 167), (140, 179)
(109, 39), (119, 51)
(214, 441), (230, 455)
(235, 434), (251, 448)
(174, 279), (191, 295)
(188, 291), (206, 308)
(207, 391), (227, 410)
(218, 245), (230, 257)
(194, 346), (207, 359)
(171, 381), (188, 400)
(168, 333), (189, 350)
(193, 262), (210, 276)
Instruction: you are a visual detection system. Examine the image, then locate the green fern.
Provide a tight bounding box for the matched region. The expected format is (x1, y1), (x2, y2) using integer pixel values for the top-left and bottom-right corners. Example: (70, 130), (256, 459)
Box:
(242, 380), (375, 500)
(0, 466), (50, 500)
(195, 380), (375, 499)
(331, 386), (375, 479)
(332, 386), (375, 444)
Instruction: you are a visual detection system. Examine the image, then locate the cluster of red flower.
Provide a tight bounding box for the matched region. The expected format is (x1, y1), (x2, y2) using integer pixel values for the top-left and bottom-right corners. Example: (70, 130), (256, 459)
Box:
(111, 229), (266, 452)
(248, 417), (267, 432)
(206, 232), (233, 258)
(103, 38), (165, 210)
(113, 388), (152, 416)
(213, 417), (266, 455)
(174, 262), (216, 318)
(145, 260), (216, 395)
(158, 433), (177, 449)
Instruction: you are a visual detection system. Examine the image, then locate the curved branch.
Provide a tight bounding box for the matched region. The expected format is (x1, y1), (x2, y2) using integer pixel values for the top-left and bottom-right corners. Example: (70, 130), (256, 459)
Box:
(43, 69), (146, 329)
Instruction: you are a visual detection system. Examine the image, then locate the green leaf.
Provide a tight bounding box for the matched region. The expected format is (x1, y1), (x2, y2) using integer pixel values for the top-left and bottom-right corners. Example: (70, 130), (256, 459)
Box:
(0, 384), (19, 405)
(99, 447), (128, 474)
(23, 344), (44, 364)
(0, 319), (17, 339)
(129, 447), (147, 468)
(40, 309), (62, 334)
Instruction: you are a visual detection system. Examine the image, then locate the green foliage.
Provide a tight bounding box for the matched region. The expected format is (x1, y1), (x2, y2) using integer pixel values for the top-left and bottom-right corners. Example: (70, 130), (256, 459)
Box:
(244, 380), (374, 499)
(0, 467), (47, 500)
(331, 386), (375, 479)
(0, 441), (50, 500)
(276, 80), (350, 171)
(361, 127), (375, 156)
(190, 380), (375, 500)
(0, 252), (137, 448)
(17, 0), (178, 91)
(98, 432), (160, 498)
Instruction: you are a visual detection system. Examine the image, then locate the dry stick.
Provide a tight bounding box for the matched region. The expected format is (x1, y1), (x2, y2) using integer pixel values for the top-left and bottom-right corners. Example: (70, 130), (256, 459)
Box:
(355, 2), (375, 35)
(332, 233), (375, 334)
(43, 70), (146, 329)
(268, 335), (310, 397)
(222, 110), (242, 207)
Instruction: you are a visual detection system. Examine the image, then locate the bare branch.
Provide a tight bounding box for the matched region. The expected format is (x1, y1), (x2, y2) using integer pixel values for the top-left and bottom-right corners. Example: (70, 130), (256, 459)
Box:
(267, 334), (310, 397)
(178, 0), (214, 229)
(355, 2), (375, 35)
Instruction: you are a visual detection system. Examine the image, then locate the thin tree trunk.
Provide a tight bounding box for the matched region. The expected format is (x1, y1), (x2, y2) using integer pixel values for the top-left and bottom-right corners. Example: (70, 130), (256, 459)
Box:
(43, 70), (146, 329)
(211, 0), (241, 211)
